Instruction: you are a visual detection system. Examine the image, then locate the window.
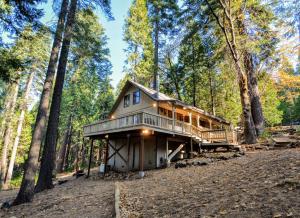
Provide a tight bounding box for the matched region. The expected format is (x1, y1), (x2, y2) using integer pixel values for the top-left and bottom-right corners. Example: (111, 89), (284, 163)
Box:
(176, 113), (183, 121)
(124, 94), (130, 107)
(133, 90), (140, 105)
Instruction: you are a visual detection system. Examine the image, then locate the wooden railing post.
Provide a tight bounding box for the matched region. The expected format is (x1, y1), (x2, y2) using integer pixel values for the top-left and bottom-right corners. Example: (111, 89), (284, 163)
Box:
(172, 104), (175, 132)
(224, 129), (228, 143)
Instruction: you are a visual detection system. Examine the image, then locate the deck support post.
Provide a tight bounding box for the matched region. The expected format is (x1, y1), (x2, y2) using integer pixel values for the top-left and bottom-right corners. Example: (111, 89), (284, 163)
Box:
(139, 135), (145, 178)
(127, 134), (130, 173)
(209, 120), (212, 143)
(166, 138), (170, 167)
(190, 137), (193, 153)
(189, 112), (192, 133)
(104, 136), (109, 175)
(172, 103), (175, 131)
(87, 138), (94, 178)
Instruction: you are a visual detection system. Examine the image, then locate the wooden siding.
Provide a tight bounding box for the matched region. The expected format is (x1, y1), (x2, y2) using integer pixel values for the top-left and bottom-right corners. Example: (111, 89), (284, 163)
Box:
(112, 84), (157, 117)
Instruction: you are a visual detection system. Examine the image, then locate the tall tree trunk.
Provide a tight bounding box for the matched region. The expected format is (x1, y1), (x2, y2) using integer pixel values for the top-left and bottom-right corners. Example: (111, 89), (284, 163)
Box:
(205, 0), (257, 144)
(191, 37), (196, 107)
(153, 7), (159, 91)
(64, 131), (72, 170)
(235, 62), (257, 143)
(13, 0), (69, 205)
(244, 52), (264, 135)
(0, 76), (20, 186)
(209, 72), (216, 116)
(166, 54), (182, 101)
(73, 143), (80, 172)
(297, 13), (300, 74)
(35, 0), (77, 193)
(73, 132), (81, 172)
(56, 114), (72, 173)
(0, 87), (14, 140)
(3, 70), (35, 189)
(133, 45), (138, 81)
(81, 139), (86, 167)
(237, 17), (264, 135)
(0, 84), (15, 175)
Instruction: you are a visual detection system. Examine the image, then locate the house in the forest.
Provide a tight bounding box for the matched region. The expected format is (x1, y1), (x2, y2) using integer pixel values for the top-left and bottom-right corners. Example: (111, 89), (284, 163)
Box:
(83, 80), (237, 177)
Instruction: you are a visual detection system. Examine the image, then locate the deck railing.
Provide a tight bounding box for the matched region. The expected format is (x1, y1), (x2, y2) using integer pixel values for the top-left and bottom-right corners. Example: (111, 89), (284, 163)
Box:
(83, 111), (237, 144)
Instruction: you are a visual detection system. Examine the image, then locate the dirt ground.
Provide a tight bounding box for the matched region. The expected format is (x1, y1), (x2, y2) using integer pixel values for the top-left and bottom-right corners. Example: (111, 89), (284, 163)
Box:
(0, 171), (115, 218)
(0, 148), (299, 218)
(120, 148), (300, 218)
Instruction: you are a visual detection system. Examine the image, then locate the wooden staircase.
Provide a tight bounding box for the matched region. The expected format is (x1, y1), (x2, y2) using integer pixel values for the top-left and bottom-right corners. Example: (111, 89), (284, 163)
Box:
(191, 128), (238, 150)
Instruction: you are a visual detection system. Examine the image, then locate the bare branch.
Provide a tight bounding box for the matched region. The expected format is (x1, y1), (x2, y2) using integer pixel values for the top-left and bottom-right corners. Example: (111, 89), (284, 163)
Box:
(204, 0), (237, 60)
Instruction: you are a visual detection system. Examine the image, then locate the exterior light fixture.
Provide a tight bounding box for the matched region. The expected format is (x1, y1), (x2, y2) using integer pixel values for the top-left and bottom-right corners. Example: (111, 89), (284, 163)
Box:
(183, 107), (187, 110)
(111, 115), (115, 119)
(142, 129), (149, 135)
(153, 103), (157, 107)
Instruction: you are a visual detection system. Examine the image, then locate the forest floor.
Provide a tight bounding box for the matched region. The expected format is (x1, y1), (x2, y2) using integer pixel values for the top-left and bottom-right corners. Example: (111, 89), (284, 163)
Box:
(0, 148), (299, 218)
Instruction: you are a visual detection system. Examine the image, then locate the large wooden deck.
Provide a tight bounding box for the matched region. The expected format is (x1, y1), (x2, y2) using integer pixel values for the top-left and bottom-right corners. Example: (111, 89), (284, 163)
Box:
(83, 111), (237, 145)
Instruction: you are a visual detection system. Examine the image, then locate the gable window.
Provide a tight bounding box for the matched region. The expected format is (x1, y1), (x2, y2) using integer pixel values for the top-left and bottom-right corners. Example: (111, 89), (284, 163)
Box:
(133, 90), (141, 105)
(124, 94), (130, 107)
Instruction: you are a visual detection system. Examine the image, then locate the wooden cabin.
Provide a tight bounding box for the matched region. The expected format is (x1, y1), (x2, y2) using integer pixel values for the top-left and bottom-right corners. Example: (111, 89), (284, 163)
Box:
(83, 80), (237, 177)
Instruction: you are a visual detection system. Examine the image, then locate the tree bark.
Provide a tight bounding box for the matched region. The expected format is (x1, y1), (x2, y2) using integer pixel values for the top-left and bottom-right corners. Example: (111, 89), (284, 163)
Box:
(166, 53), (182, 101)
(191, 37), (197, 107)
(35, 0), (77, 193)
(153, 7), (159, 91)
(205, 0), (257, 143)
(3, 70), (35, 188)
(237, 17), (264, 135)
(64, 130), (72, 170)
(244, 52), (264, 135)
(209, 71), (216, 116)
(0, 86), (14, 140)
(235, 62), (257, 143)
(81, 139), (86, 167)
(0, 84), (15, 175)
(13, 0), (69, 205)
(297, 13), (300, 74)
(0, 76), (20, 187)
(56, 114), (72, 173)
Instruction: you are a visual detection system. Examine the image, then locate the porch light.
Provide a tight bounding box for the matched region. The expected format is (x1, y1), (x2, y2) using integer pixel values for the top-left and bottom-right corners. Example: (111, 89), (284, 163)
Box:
(111, 115), (115, 119)
(183, 107), (187, 110)
(142, 129), (150, 135)
(153, 103), (157, 107)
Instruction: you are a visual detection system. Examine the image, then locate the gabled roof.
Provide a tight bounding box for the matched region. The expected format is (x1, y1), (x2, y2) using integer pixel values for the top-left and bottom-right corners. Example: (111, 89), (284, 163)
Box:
(110, 80), (230, 125)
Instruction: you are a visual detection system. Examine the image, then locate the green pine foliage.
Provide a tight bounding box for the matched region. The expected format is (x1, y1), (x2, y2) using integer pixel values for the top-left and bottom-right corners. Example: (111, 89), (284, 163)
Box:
(123, 0), (154, 86)
(58, 9), (114, 158)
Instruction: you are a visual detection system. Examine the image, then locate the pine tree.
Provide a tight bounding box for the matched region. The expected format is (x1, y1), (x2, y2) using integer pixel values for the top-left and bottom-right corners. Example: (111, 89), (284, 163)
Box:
(0, 0), (44, 42)
(57, 9), (114, 173)
(36, 4), (113, 192)
(123, 0), (154, 86)
(3, 27), (51, 189)
(35, 0), (78, 193)
(147, 0), (179, 90)
(13, 0), (70, 205)
(0, 74), (20, 186)
(205, 0), (257, 143)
